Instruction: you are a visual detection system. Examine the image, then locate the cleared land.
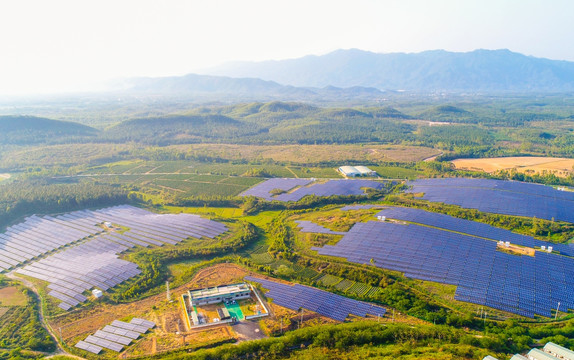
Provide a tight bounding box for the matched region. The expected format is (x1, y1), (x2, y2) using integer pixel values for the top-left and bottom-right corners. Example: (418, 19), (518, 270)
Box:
(169, 144), (441, 163)
(0, 286), (27, 306)
(452, 156), (574, 177)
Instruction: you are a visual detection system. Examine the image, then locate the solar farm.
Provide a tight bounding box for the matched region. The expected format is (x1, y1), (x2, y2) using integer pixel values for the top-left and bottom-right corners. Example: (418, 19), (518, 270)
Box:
(241, 178), (386, 202)
(407, 178), (574, 223)
(1, 205), (228, 310)
(245, 276), (386, 322)
(75, 317), (156, 354)
(310, 205), (574, 318)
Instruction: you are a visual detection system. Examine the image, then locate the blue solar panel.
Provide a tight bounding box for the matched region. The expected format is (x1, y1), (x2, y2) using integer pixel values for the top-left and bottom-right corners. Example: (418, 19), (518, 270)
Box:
(407, 178), (574, 224)
(313, 219), (574, 318)
(241, 178), (386, 202)
(245, 276), (386, 322)
(376, 206), (574, 256)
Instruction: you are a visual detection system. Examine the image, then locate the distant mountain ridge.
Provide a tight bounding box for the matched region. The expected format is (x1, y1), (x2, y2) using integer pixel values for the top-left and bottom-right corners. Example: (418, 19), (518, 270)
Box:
(117, 73), (386, 101)
(202, 49), (574, 92)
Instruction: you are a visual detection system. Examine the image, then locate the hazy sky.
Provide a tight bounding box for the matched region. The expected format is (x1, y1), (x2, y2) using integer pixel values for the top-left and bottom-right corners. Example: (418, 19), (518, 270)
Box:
(0, 0), (572, 94)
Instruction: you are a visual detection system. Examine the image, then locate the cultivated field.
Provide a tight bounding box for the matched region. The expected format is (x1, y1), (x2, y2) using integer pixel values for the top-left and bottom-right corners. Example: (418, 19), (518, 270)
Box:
(452, 156), (574, 177)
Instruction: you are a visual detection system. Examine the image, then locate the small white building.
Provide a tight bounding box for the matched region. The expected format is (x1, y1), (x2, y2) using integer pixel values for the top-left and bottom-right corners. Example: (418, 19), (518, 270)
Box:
(92, 289), (103, 298)
(338, 166), (361, 177)
(354, 166), (377, 177)
(338, 165), (377, 177)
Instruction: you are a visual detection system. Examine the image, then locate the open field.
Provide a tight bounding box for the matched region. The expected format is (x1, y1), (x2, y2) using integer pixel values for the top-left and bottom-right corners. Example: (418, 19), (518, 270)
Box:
(0, 286), (27, 306)
(452, 156), (574, 177)
(0, 173), (10, 181)
(168, 144), (441, 163)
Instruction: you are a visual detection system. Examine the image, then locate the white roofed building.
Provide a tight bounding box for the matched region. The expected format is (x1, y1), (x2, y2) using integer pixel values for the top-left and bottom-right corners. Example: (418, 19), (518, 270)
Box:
(338, 166), (361, 177)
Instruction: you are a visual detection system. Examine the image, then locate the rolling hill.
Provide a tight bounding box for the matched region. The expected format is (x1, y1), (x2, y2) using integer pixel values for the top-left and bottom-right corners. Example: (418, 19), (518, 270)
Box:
(202, 48), (574, 92)
(0, 116), (98, 144)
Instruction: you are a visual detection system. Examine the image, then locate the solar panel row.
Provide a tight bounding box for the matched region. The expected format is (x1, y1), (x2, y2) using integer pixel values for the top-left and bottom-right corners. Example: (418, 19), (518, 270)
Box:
(6, 205), (228, 310)
(407, 178), (574, 224)
(245, 276), (386, 322)
(0, 213), (99, 271)
(241, 178), (386, 202)
(376, 206), (574, 256)
(15, 236), (141, 309)
(75, 340), (102, 354)
(313, 220), (574, 318)
(76, 318), (156, 354)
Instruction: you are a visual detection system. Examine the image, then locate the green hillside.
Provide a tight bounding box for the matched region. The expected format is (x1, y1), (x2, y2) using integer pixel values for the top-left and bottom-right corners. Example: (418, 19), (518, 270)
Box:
(0, 116), (98, 144)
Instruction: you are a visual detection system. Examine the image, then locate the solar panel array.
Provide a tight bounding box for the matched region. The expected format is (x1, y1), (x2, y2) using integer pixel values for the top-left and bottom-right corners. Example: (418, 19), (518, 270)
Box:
(16, 238), (141, 310)
(312, 220), (574, 318)
(241, 178), (312, 200)
(376, 206), (574, 256)
(407, 178), (574, 223)
(241, 178), (386, 202)
(294, 221), (347, 235)
(245, 276), (386, 322)
(0, 213), (100, 272)
(7, 205), (228, 310)
(75, 317), (155, 354)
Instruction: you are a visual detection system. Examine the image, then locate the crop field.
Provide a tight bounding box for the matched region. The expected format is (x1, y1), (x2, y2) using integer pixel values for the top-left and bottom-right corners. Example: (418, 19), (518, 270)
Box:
(452, 156), (574, 177)
(369, 165), (423, 179)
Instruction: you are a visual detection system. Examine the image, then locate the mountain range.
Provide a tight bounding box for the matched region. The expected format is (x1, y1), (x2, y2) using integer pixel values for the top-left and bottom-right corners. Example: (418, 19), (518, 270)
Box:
(200, 49), (574, 93)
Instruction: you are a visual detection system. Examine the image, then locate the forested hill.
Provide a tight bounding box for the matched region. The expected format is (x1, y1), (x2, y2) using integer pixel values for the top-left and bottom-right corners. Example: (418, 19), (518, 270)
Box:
(101, 102), (414, 145)
(203, 48), (574, 92)
(103, 114), (264, 145)
(0, 116), (98, 144)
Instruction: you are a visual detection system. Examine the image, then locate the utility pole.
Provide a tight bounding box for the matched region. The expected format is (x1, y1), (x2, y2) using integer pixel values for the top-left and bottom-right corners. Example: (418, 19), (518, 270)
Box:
(166, 281), (171, 302)
(555, 302), (561, 320)
(280, 317), (283, 334)
(300, 308), (304, 329)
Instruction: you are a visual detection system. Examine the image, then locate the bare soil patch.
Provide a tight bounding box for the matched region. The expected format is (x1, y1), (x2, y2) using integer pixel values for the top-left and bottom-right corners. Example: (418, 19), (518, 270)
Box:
(0, 286), (27, 306)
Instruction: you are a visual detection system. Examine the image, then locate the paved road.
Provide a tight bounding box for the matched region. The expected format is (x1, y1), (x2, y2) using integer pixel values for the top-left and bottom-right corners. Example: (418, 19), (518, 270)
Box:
(232, 320), (267, 341)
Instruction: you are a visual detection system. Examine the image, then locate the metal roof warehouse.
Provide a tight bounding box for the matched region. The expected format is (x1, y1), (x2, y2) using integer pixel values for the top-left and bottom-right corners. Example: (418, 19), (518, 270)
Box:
(189, 283), (251, 306)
